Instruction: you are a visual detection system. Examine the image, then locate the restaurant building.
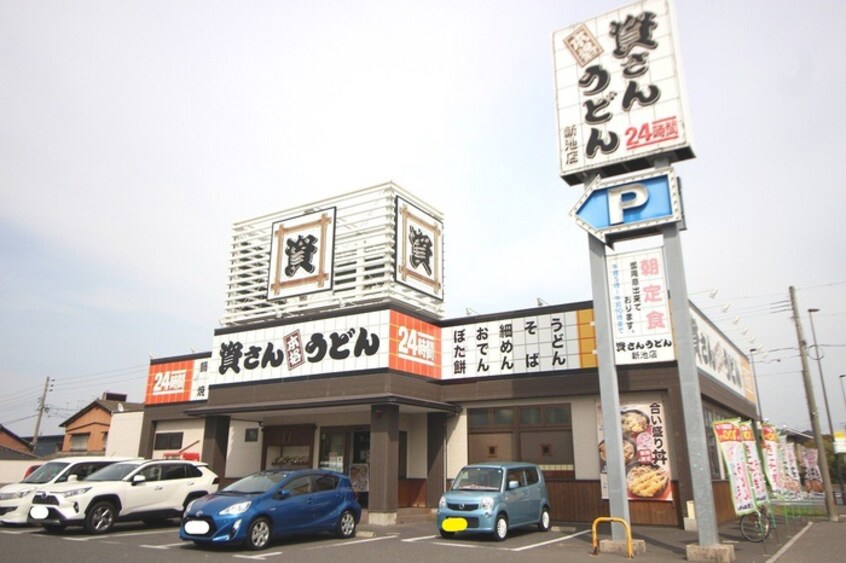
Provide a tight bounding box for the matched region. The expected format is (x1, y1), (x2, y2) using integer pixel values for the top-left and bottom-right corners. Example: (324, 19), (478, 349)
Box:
(138, 182), (756, 526)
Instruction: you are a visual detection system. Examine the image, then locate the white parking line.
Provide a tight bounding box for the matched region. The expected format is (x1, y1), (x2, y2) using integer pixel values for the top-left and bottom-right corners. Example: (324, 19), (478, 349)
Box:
(233, 552), (284, 560)
(140, 542), (187, 549)
(433, 541), (480, 548)
(62, 529), (178, 541)
(306, 534), (398, 549)
(0, 528), (41, 535)
(508, 529), (591, 551)
(402, 534), (438, 542)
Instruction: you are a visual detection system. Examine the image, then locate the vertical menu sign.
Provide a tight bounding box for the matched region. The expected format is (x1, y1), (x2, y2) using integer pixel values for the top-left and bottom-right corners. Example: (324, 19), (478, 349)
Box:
(553, 0), (693, 184)
(607, 247), (674, 364)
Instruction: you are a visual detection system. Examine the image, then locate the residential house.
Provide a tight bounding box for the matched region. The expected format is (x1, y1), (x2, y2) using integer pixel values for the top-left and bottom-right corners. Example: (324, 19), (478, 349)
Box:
(60, 392), (144, 454)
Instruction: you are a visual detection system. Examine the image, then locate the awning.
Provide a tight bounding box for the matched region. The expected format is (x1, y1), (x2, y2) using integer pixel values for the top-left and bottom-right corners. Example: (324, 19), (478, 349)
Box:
(183, 393), (461, 418)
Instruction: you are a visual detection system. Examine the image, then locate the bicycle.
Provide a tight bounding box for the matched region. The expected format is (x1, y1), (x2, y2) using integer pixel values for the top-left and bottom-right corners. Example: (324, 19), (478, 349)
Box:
(739, 504), (775, 542)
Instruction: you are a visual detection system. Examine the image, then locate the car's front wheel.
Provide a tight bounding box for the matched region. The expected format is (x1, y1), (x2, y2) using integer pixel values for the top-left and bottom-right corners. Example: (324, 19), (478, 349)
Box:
(245, 517), (271, 550)
(493, 513), (508, 541)
(538, 506), (551, 531)
(84, 501), (117, 534)
(335, 510), (357, 539)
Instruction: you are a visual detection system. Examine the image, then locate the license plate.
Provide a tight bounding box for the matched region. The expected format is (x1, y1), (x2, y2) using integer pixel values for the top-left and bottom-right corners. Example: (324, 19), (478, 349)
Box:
(442, 517), (468, 532)
(184, 519), (210, 535)
(29, 506), (49, 520)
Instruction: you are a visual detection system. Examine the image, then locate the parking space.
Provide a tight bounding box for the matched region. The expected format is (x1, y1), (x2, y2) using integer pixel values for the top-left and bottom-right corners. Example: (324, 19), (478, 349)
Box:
(1, 520), (594, 562)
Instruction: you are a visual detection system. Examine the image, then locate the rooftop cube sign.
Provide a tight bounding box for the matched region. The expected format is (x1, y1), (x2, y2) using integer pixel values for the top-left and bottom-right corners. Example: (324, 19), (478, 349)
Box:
(553, 0), (694, 185)
(266, 207), (336, 301)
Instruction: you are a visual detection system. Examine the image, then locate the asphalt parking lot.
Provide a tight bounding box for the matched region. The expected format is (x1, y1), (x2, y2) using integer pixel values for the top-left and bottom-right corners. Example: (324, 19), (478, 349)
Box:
(0, 519), (600, 563)
(3, 510), (845, 563)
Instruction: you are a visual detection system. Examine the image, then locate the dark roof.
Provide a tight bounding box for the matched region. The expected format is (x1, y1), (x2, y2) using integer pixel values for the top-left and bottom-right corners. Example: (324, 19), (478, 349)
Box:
(60, 399), (144, 428)
(0, 423), (34, 452)
(0, 444), (39, 461)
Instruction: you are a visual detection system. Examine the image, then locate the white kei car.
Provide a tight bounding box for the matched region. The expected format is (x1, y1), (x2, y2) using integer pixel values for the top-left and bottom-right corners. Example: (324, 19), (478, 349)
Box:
(28, 459), (219, 534)
(0, 456), (135, 526)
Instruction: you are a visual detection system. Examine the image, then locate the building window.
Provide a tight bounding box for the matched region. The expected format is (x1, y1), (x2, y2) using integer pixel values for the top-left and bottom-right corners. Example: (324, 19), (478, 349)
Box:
(154, 432), (184, 450)
(69, 433), (90, 451)
(245, 428), (259, 442)
(467, 404), (574, 474)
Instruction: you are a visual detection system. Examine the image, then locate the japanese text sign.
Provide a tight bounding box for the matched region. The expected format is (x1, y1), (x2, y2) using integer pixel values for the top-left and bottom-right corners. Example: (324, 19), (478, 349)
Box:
(145, 356), (212, 404)
(606, 247), (674, 364)
(267, 207), (336, 301)
(713, 418), (756, 515)
(395, 196), (444, 300)
(553, 0), (693, 185)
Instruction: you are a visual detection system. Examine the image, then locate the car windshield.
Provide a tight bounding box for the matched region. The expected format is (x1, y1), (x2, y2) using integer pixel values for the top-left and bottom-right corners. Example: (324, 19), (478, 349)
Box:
(451, 467), (503, 491)
(85, 462), (142, 482)
(22, 462), (70, 484)
(222, 471), (290, 494)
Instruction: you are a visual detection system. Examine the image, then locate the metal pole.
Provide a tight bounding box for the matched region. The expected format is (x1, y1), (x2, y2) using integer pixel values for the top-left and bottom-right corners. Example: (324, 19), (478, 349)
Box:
(662, 223), (720, 546)
(789, 287), (837, 520)
(31, 376), (52, 449)
(588, 219), (630, 541)
(750, 348), (762, 421)
(807, 308), (844, 501)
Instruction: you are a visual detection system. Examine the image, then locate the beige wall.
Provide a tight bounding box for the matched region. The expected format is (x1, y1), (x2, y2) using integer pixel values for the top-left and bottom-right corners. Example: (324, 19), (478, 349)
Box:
(105, 411), (144, 458)
(151, 419), (205, 459)
(62, 406), (111, 453)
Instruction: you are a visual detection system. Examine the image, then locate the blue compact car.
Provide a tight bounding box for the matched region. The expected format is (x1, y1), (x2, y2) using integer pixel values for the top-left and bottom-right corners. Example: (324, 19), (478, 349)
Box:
(180, 469), (361, 550)
(437, 462), (551, 541)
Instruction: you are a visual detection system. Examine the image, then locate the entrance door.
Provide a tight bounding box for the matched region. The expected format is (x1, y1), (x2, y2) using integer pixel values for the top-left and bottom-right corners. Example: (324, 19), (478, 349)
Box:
(318, 430), (347, 473)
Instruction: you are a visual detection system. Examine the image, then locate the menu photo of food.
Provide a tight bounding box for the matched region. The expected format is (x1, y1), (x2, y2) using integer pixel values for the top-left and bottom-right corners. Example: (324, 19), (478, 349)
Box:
(597, 402), (673, 502)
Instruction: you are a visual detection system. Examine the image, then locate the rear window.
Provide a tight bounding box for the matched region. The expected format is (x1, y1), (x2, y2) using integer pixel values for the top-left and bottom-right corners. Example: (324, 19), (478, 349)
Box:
(22, 462), (69, 484)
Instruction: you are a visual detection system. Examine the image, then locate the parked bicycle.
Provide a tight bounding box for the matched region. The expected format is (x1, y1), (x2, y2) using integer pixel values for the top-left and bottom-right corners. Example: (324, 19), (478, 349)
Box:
(739, 504), (775, 542)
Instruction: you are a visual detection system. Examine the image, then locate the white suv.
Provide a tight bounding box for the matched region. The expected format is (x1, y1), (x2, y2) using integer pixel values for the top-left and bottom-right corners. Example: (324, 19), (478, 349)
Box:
(28, 459), (219, 534)
(0, 456), (136, 526)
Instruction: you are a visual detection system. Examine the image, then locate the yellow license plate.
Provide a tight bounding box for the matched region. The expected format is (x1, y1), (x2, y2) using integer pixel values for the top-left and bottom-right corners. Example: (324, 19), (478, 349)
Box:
(442, 517), (468, 532)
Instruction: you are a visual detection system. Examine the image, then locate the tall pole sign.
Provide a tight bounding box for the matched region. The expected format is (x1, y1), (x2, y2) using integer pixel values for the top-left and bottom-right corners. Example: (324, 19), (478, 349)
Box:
(554, 1), (727, 556)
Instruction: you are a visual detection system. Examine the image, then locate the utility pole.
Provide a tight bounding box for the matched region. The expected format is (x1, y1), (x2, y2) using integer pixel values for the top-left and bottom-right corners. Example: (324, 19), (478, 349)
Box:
(789, 286), (837, 521)
(31, 376), (53, 449)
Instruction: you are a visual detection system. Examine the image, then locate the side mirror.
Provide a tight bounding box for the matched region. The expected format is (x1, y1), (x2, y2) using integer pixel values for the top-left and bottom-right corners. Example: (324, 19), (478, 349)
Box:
(275, 489), (291, 500)
(508, 480), (520, 490)
(67, 475), (79, 483)
(132, 474), (147, 486)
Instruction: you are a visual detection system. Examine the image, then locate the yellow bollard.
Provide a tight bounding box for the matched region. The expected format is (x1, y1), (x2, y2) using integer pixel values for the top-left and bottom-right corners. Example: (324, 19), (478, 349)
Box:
(591, 516), (634, 558)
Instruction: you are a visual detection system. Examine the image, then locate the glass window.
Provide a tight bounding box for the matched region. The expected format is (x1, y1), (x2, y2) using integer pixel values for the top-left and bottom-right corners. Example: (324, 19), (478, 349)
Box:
(313, 474), (338, 491)
(69, 433), (89, 451)
(521, 407), (542, 425)
(492, 408), (514, 426)
(468, 409), (489, 428)
(546, 405), (571, 425)
(285, 476), (312, 496)
(162, 464), (187, 480)
(154, 432), (183, 450)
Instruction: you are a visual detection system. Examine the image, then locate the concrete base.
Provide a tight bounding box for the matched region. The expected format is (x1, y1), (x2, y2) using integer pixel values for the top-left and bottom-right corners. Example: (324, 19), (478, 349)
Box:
(367, 511), (397, 526)
(599, 538), (647, 556)
(684, 516), (698, 531)
(686, 543), (735, 562)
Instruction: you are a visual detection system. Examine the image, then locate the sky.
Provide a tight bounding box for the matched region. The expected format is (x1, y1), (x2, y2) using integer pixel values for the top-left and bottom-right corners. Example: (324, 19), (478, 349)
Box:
(1, 0), (845, 440)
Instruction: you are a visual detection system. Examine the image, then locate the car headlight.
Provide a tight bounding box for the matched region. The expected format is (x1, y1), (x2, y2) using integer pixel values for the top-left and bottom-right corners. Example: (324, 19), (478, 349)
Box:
(58, 487), (92, 498)
(438, 496), (446, 509)
(219, 501), (251, 516)
(185, 498), (199, 513)
(0, 488), (34, 500)
(479, 497), (494, 511)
